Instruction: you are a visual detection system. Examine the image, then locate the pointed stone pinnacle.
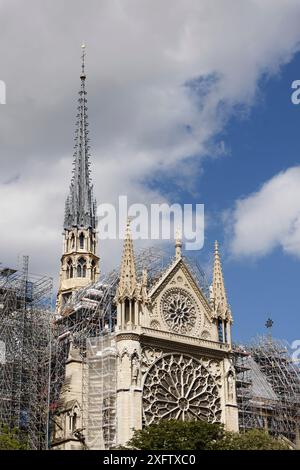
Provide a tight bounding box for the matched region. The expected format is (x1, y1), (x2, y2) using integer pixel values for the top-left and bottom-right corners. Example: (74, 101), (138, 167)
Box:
(118, 220), (137, 297)
(212, 240), (231, 320)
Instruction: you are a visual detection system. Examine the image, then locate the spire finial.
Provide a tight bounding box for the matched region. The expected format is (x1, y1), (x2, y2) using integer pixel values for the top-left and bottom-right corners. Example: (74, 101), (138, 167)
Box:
(126, 216), (132, 231)
(81, 43), (86, 80)
(175, 227), (182, 259)
(63, 43), (97, 231)
(212, 241), (231, 321)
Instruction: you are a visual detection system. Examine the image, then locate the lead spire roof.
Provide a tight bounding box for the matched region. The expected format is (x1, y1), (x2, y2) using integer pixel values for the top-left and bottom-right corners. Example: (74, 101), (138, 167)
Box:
(64, 44), (97, 231)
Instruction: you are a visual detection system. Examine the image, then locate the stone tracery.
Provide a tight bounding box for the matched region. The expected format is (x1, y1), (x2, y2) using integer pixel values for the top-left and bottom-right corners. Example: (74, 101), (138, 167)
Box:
(143, 353), (221, 425)
(161, 288), (197, 334)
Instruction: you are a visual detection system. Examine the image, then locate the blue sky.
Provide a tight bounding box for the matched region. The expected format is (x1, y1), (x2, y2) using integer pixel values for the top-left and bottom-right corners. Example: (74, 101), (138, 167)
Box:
(144, 50), (300, 344)
(183, 54), (300, 344)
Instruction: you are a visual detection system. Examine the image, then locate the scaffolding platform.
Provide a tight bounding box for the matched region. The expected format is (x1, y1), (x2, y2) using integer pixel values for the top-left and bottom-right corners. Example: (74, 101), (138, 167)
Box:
(0, 256), (53, 449)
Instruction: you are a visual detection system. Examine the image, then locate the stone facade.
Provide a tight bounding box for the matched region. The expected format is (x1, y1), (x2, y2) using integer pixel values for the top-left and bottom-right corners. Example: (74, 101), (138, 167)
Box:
(51, 345), (84, 450)
(53, 226), (239, 450)
(57, 226), (100, 310)
(113, 226), (239, 446)
(52, 48), (238, 449)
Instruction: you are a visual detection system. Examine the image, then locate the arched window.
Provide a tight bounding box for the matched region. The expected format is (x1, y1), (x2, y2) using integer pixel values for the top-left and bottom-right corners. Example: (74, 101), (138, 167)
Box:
(79, 232), (84, 249)
(66, 259), (73, 279)
(91, 260), (96, 281)
(70, 233), (75, 250)
(77, 257), (86, 278)
(69, 410), (78, 431)
(218, 319), (223, 342)
(224, 320), (228, 343)
(72, 412), (77, 431)
(125, 299), (130, 324)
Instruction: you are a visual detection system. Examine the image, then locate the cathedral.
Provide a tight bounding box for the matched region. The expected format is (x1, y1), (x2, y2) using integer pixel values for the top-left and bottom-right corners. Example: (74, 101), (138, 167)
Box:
(51, 47), (238, 450)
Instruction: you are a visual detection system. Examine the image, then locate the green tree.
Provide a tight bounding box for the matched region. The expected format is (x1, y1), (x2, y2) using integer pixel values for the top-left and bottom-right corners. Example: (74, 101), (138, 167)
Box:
(126, 420), (225, 450)
(0, 423), (28, 450)
(212, 428), (290, 450)
(125, 420), (290, 451)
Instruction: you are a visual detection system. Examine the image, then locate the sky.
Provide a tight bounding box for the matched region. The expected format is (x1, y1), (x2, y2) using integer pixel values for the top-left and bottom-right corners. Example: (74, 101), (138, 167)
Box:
(0, 0), (300, 345)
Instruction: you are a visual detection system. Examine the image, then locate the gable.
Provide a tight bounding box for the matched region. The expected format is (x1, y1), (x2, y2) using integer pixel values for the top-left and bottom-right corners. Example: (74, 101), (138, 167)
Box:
(149, 258), (212, 320)
(147, 258), (213, 338)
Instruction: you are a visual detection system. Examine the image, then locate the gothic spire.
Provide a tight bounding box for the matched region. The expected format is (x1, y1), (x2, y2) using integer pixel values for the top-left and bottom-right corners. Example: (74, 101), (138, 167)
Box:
(64, 44), (97, 231)
(212, 241), (231, 320)
(117, 220), (137, 298)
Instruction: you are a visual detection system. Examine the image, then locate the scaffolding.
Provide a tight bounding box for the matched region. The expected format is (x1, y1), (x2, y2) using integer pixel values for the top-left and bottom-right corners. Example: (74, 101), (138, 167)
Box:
(50, 246), (210, 448)
(233, 345), (253, 431)
(2, 247), (298, 447)
(0, 256), (53, 449)
(4, 249), (296, 448)
(234, 336), (300, 443)
(84, 335), (117, 450)
(50, 273), (118, 428)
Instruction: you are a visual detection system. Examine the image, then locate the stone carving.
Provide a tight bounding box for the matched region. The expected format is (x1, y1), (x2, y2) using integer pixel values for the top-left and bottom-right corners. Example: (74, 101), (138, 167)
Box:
(161, 288), (197, 334)
(119, 347), (130, 360)
(150, 320), (160, 330)
(201, 330), (211, 340)
(143, 353), (221, 425)
(227, 369), (235, 402)
(203, 359), (222, 385)
(131, 354), (140, 386)
(141, 347), (163, 374)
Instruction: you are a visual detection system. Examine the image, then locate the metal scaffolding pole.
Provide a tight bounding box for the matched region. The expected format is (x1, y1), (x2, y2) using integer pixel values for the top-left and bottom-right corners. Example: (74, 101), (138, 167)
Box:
(234, 336), (300, 443)
(49, 247), (210, 448)
(0, 257), (53, 449)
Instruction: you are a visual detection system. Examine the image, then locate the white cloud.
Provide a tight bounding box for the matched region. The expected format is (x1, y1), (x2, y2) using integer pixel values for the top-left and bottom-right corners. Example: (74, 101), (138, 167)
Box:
(1, 0), (300, 279)
(228, 166), (300, 259)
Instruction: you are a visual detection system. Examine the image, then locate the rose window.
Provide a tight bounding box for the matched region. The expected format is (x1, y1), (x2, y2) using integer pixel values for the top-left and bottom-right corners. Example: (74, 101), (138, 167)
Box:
(143, 353), (221, 425)
(161, 289), (197, 334)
